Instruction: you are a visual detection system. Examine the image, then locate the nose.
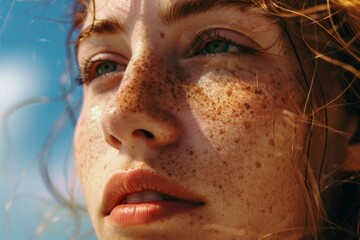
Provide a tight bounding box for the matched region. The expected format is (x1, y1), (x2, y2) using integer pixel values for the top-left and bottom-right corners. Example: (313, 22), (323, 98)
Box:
(100, 58), (180, 151)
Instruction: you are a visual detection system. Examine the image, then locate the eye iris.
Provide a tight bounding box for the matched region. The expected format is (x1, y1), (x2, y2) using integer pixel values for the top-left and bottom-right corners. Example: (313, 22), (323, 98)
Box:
(96, 61), (117, 76)
(204, 40), (230, 54)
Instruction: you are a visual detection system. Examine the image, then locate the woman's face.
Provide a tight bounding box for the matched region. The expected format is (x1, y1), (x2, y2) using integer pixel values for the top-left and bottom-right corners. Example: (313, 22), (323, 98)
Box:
(74, 0), (309, 239)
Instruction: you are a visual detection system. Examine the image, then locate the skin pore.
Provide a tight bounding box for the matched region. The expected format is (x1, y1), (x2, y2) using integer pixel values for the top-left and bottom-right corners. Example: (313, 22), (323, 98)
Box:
(73, 0), (319, 239)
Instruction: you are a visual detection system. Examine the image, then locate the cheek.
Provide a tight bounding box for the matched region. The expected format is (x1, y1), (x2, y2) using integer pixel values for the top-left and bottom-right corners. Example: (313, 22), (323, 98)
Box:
(176, 64), (307, 225)
(183, 66), (302, 126)
(74, 105), (107, 203)
(192, 115), (307, 232)
(75, 111), (103, 169)
(183, 63), (306, 168)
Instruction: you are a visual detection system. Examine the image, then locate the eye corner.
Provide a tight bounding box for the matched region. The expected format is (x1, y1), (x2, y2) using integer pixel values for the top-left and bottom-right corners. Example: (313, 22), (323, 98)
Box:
(75, 74), (86, 86)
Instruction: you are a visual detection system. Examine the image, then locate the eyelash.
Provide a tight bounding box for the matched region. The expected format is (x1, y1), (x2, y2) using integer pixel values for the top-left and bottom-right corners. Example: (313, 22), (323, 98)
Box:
(76, 29), (258, 85)
(77, 58), (125, 85)
(190, 29), (257, 57)
(77, 59), (96, 85)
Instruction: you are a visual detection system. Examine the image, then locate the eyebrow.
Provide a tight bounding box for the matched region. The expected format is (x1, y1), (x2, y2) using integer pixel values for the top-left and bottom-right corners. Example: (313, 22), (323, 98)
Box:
(76, 17), (124, 52)
(76, 0), (252, 51)
(159, 0), (253, 25)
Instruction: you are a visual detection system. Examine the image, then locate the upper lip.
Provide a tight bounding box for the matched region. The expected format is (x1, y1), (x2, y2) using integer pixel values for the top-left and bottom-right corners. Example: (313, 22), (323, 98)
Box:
(102, 169), (205, 215)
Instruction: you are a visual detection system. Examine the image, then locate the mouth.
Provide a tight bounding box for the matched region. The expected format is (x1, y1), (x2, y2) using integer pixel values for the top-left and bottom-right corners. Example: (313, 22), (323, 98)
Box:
(121, 191), (184, 204)
(102, 170), (205, 227)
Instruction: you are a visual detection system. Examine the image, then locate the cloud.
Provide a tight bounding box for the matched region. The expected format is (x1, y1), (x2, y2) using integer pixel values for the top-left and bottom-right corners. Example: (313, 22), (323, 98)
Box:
(0, 52), (45, 114)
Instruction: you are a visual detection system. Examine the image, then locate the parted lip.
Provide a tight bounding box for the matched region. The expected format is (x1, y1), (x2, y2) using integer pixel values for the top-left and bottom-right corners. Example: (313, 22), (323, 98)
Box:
(101, 169), (205, 215)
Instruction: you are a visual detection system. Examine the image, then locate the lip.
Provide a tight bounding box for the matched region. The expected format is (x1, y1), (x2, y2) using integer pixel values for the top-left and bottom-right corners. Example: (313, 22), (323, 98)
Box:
(102, 169), (205, 227)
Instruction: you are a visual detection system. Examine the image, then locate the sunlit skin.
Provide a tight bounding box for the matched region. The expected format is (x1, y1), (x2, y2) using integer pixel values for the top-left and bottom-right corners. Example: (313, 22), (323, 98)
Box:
(74, 0), (312, 239)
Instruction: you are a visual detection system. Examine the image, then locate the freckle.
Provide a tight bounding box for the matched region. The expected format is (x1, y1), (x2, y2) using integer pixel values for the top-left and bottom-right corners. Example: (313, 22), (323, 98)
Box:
(160, 32), (165, 38)
(234, 137), (240, 143)
(219, 129), (225, 134)
(244, 122), (251, 129)
(255, 88), (263, 94)
(249, 140), (256, 145)
(269, 139), (275, 146)
(189, 151), (194, 156)
(255, 162), (262, 169)
(244, 103), (251, 110)
(226, 89), (232, 96)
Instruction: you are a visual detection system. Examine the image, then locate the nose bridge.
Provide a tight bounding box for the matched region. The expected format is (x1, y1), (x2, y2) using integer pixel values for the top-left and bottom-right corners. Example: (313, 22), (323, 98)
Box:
(100, 51), (180, 151)
(115, 51), (163, 112)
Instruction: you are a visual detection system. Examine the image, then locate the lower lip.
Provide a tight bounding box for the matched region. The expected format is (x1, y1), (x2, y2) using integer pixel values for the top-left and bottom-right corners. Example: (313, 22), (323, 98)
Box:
(107, 201), (203, 227)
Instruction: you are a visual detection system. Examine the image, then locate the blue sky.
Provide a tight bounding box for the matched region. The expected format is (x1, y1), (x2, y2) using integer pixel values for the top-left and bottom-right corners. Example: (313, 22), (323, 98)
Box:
(0, 0), (94, 239)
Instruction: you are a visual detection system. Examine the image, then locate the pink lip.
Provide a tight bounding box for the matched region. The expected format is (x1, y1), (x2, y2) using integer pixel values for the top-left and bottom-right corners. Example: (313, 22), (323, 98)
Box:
(102, 169), (205, 227)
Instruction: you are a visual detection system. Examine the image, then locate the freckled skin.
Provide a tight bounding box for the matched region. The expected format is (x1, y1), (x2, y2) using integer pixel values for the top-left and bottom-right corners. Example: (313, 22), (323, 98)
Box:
(74, 1), (310, 240)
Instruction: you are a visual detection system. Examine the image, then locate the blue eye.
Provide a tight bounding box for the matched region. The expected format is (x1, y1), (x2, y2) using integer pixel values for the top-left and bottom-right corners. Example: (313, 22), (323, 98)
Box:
(191, 29), (257, 56)
(96, 61), (118, 77)
(78, 58), (126, 84)
(203, 40), (238, 54)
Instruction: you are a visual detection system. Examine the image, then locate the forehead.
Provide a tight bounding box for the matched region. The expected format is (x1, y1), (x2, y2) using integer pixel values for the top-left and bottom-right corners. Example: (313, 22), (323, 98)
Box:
(91, 0), (253, 10)
(86, 0), (254, 21)
(76, 0), (274, 53)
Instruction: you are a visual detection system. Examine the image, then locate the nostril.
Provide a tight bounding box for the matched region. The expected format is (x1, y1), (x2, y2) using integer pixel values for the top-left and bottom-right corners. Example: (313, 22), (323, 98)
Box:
(105, 134), (122, 149)
(133, 129), (155, 139)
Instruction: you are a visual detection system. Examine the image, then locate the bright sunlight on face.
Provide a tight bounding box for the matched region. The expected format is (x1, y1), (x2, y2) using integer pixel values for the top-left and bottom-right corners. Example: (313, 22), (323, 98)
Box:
(74, 1), (310, 240)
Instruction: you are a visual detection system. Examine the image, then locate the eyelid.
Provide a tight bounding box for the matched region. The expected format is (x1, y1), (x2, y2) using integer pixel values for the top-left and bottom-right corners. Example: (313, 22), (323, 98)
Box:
(79, 52), (128, 84)
(189, 28), (262, 57)
(80, 52), (127, 70)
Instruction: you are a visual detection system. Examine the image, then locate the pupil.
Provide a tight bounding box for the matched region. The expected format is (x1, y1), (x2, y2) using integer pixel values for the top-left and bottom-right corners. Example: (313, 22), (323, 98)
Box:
(204, 40), (229, 54)
(97, 61), (117, 76)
